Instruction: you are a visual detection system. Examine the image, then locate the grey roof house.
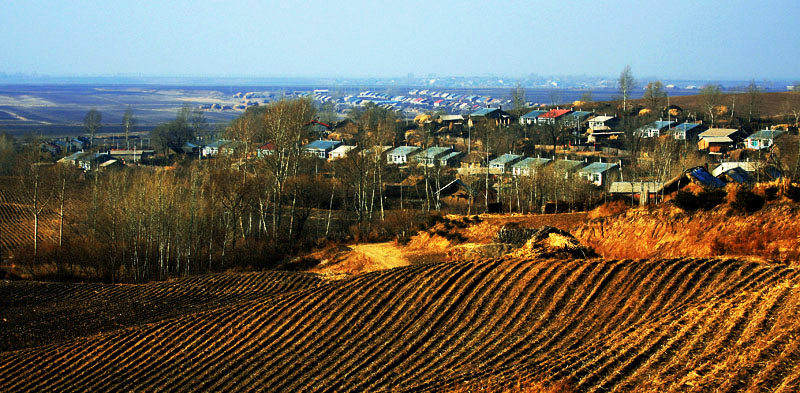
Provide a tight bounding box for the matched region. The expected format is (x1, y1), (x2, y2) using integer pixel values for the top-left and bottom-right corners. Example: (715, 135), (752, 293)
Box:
(745, 129), (786, 150)
(488, 153), (523, 173)
(304, 140), (343, 159)
(511, 157), (551, 177)
(578, 162), (620, 187)
(386, 145), (421, 165)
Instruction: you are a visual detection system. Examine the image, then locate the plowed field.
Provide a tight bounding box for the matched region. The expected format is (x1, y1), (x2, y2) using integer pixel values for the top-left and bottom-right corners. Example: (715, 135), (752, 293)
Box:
(2, 258), (800, 392)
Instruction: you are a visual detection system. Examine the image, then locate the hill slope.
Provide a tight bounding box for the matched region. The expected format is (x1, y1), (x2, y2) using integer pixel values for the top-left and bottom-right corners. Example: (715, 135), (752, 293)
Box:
(2, 257), (799, 392)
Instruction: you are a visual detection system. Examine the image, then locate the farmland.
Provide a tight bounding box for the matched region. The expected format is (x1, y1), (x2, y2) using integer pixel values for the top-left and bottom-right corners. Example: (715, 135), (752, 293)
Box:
(2, 256), (800, 392)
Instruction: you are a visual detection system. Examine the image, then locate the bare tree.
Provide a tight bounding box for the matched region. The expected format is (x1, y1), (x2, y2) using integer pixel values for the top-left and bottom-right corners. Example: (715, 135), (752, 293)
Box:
(510, 83), (527, 118)
(745, 80), (761, 126)
(122, 107), (136, 150)
(84, 109), (102, 148)
(618, 65), (635, 114)
(643, 81), (667, 112)
(700, 84), (722, 127)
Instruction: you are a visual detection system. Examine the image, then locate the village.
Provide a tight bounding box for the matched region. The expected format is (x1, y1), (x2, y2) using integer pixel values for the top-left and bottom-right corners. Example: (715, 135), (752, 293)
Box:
(32, 90), (795, 215)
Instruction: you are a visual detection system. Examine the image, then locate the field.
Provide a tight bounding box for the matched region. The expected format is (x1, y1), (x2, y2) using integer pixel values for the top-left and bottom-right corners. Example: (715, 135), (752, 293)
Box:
(2, 257), (800, 392)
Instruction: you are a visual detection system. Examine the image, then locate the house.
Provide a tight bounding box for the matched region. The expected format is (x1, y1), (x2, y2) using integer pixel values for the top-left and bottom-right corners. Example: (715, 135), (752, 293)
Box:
(511, 157), (551, 177)
(488, 153), (523, 173)
(201, 140), (233, 157)
(635, 120), (676, 138)
(437, 151), (463, 167)
(562, 111), (594, 129)
(745, 129), (786, 150)
(40, 142), (62, 157)
(98, 159), (124, 170)
(537, 109), (572, 125)
(257, 143), (275, 158)
(717, 167), (753, 184)
(698, 128), (746, 153)
(303, 140), (343, 159)
(328, 145), (356, 160)
(386, 145), (421, 165)
(460, 151), (488, 168)
(436, 179), (473, 212)
(438, 115), (465, 132)
(687, 166), (727, 188)
(77, 153), (114, 171)
(578, 162), (620, 187)
(109, 148), (155, 163)
(609, 182), (666, 205)
(416, 146), (454, 167)
(670, 122), (707, 141)
(469, 107), (513, 126)
(57, 151), (89, 166)
(550, 159), (585, 178)
(519, 110), (547, 126)
(587, 115), (621, 131)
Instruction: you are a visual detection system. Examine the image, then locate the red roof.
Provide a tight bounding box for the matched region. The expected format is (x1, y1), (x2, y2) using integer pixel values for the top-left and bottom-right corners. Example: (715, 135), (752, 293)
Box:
(540, 109), (571, 119)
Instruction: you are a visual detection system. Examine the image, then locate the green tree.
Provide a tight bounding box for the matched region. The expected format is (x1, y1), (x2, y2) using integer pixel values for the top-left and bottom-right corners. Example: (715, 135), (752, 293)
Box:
(151, 116), (195, 155)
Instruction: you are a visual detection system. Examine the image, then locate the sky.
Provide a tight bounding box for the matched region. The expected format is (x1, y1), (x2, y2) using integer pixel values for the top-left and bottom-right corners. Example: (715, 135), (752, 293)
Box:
(1, 0), (799, 81)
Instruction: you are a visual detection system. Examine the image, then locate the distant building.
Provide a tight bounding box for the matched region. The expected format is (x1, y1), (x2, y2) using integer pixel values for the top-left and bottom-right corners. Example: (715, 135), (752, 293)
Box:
(386, 145), (421, 165)
(202, 140), (233, 157)
(698, 128), (745, 153)
(578, 162), (620, 187)
(328, 145), (356, 160)
(745, 129), (786, 150)
(488, 153), (523, 173)
(587, 115), (620, 131)
(669, 122), (707, 141)
(519, 110), (547, 126)
(511, 157), (551, 177)
(562, 111), (594, 129)
(303, 140), (343, 159)
(469, 107), (513, 127)
(636, 120), (676, 138)
(537, 109), (572, 125)
(416, 146), (454, 167)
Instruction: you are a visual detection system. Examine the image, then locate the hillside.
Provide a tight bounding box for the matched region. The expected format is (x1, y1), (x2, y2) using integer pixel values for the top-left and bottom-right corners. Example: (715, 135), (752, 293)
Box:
(2, 257), (799, 392)
(575, 203), (800, 262)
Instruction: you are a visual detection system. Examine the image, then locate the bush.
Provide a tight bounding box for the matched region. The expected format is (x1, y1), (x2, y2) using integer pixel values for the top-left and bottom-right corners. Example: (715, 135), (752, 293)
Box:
(785, 184), (800, 202)
(732, 187), (765, 213)
(673, 191), (699, 211)
(764, 186), (779, 201)
(697, 189), (726, 211)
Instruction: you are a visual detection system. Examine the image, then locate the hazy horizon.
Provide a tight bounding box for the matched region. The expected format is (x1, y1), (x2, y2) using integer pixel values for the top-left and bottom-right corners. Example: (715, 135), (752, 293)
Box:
(2, 1), (799, 82)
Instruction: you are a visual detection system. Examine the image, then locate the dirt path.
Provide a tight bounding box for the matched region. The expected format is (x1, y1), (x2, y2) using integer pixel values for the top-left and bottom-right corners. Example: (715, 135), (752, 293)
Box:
(350, 242), (410, 270)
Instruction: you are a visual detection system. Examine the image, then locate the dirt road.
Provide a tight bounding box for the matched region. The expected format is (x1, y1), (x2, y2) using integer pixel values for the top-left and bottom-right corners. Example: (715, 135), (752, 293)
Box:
(350, 242), (409, 270)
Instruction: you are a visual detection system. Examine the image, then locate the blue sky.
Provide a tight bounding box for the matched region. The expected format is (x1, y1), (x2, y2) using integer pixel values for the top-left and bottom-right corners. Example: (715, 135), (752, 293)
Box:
(1, 0), (798, 80)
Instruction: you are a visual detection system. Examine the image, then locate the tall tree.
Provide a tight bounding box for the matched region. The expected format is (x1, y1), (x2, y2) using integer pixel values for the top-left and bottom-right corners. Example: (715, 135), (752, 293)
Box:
(745, 80), (760, 125)
(618, 65), (635, 115)
(151, 113), (195, 155)
(122, 107), (136, 150)
(510, 83), (527, 118)
(84, 109), (101, 148)
(643, 81), (667, 112)
(700, 84), (723, 127)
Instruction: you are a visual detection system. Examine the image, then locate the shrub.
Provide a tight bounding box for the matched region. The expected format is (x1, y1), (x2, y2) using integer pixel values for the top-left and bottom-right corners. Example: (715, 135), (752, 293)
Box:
(785, 184), (800, 202)
(764, 186), (779, 201)
(697, 189), (726, 211)
(673, 191), (699, 211)
(732, 187), (765, 213)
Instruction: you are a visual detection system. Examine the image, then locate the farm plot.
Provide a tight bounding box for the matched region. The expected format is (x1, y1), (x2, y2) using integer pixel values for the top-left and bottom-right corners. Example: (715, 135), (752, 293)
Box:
(0, 270), (324, 351)
(1, 257), (799, 392)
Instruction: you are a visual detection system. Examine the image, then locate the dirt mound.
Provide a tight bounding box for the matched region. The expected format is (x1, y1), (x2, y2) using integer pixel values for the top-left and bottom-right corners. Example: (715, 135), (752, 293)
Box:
(506, 226), (598, 259)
